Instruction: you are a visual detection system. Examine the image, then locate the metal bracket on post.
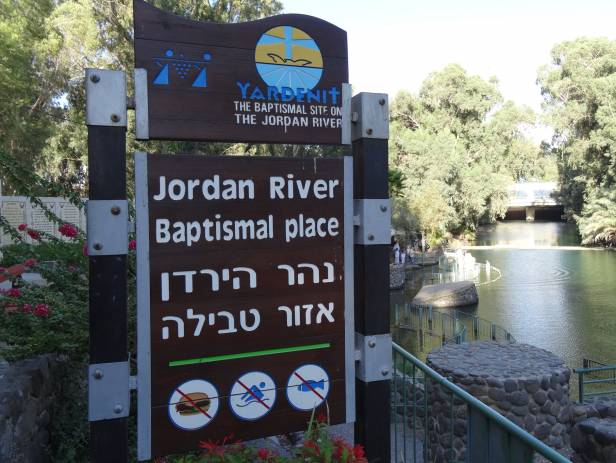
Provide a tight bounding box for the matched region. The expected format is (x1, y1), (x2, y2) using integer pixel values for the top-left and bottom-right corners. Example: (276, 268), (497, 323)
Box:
(351, 93), (389, 141)
(355, 333), (392, 382)
(86, 200), (129, 256)
(85, 69), (127, 127)
(88, 361), (130, 421)
(354, 199), (391, 244)
(134, 68), (149, 140)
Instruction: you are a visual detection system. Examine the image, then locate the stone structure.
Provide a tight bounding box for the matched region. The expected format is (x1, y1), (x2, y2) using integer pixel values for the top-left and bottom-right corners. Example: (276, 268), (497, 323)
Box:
(0, 355), (60, 463)
(570, 398), (616, 462)
(425, 341), (571, 462)
(390, 263), (405, 290)
(411, 281), (478, 308)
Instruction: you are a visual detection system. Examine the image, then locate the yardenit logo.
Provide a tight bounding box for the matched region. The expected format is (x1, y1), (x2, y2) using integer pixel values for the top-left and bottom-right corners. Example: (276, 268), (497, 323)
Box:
(255, 26), (323, 91)
(236, 25), (339, 105)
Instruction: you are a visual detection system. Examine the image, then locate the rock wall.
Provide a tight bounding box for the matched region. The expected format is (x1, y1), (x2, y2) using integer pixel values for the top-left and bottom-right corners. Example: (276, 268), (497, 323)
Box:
(425, 341), (571, 462)
(0, 355), (59, 463)
(570, 398), (616, 463)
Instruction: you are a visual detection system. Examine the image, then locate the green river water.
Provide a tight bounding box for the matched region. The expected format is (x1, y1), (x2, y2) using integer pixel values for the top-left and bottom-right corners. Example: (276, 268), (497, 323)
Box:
(392, 221), (616, 370)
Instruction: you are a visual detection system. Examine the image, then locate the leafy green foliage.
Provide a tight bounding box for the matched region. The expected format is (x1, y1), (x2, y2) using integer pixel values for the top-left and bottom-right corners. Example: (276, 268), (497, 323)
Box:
(0, 241), (87, 360)
(390, 65), (546, 243)
(577, 188), (616, 246)
(0, 0), (57, 193)
(538, 37), (616, 246)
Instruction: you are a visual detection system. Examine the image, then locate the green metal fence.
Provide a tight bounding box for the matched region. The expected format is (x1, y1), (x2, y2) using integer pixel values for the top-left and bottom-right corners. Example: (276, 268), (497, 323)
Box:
(391, 343), (571, 463)
(394, 304), (515, 360)
(574, 358), (616, 403)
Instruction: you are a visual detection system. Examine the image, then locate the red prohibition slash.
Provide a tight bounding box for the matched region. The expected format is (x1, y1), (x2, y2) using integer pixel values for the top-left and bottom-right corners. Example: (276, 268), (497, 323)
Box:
(237, 379), (271, 410)
(175, 388), (212, 419)
(294, 371), (325, 401)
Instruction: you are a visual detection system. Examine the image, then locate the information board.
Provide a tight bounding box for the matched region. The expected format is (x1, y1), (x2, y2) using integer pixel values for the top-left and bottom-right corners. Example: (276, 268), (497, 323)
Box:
(133, 0), (349, 144)
(135, 153), (354, 459)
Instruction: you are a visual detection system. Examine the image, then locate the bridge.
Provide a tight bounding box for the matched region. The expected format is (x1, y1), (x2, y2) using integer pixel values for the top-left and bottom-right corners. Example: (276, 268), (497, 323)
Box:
(506, 181), (563, 221)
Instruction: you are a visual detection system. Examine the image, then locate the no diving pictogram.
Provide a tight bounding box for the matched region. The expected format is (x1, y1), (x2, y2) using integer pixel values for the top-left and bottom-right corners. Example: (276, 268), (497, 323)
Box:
(229, 371), (276, 421)
(168, 379), (219, 430)
(286, 364), (330, 411)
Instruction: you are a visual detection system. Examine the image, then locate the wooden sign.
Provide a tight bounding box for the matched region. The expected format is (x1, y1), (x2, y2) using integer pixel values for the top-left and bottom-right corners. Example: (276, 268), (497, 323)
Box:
(135, 153), (354, 459)
(133, 0), (350, 144)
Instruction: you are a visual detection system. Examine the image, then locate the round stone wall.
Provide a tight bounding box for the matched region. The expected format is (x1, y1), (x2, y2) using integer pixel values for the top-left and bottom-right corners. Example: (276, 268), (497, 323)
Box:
(425, 341), (571, 462)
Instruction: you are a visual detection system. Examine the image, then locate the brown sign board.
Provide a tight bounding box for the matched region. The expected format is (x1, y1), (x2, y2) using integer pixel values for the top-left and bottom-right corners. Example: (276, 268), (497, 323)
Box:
(135, 153), (354, 459)
(133, 0), (350, 144)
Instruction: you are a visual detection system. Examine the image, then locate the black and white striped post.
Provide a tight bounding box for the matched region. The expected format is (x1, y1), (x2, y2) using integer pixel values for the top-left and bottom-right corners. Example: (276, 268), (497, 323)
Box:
(351, 92), (392, 462)
(85, 69), (130, 463)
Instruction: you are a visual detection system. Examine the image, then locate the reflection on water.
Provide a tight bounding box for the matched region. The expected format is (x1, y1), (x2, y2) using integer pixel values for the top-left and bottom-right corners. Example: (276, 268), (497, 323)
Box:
(474, 221), (581, 247)
(392, 221), (616, 370)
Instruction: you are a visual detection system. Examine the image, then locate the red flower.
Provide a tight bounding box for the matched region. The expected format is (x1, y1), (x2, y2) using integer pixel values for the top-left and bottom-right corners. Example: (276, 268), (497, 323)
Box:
(27, 230), (41, 240)
(0, 267), (6, 274)
(128, 239), (137, 250)
(7, 288), (21, 298)
(17, 223), (27, 231)
(257, 448), (270, 460)
(317, 411), (328, 423)
(22, 303), (33, 313)
(23, 258), (37, 268)
(353, 444), (366, 459)
(59, 223), (78, 238)
(34, 304), (49, 317)
(199, 434), (239, 457)
(67, 264), (76, 273)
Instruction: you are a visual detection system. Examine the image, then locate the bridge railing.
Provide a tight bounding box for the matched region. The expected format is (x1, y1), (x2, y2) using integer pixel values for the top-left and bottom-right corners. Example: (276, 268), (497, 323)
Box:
(391, 342), (571, 462)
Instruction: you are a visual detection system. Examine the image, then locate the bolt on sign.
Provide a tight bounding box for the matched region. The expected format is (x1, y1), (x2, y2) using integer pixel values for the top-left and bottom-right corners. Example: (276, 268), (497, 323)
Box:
(133, 0), (350, 144)
(135, 154), (354, 459)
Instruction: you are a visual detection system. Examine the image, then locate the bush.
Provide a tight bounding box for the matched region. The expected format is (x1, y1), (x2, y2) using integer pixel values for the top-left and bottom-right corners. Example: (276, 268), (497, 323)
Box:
(1, 226), (92, 462)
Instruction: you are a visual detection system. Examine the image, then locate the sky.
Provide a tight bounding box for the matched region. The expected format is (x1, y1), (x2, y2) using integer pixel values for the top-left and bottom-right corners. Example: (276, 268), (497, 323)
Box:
(283, 0), (616, 141)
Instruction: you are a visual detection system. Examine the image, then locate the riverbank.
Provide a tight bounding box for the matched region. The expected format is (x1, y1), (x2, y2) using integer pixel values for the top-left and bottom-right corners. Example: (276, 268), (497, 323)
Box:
(391, 221), (616, 376)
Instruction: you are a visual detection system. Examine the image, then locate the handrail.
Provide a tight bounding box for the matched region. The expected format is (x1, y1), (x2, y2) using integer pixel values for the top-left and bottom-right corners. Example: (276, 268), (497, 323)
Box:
(393, 342), (571, 463)
(395, 304), (515, 356)
(573, 363), (616, 402)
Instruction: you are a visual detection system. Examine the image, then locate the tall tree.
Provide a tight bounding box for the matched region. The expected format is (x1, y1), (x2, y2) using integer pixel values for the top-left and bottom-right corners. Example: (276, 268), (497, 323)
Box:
(390, 64), (543, 242)
(538, 37), (616, 245)
(0, 0), (57, 193)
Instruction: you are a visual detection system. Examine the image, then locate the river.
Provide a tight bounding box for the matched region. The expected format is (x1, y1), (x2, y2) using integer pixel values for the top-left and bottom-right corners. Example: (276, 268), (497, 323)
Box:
(393, 221), (616, 370)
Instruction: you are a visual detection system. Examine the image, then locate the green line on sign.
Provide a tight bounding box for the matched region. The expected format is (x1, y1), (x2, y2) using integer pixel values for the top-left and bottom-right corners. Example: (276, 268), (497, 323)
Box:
(169, 342), (331, 367)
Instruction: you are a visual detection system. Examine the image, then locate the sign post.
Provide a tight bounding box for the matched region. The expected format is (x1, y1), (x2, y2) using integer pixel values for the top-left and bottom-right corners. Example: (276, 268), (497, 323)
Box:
(85, 69), (130, 463)
(351, 93), (392, 462)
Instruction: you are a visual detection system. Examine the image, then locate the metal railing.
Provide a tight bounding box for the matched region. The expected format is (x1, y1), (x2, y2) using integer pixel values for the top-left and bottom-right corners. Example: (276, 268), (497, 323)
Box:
(391, 343), (571, 462)
(574, 358), (616, 403)
(393, 304), (515, 359)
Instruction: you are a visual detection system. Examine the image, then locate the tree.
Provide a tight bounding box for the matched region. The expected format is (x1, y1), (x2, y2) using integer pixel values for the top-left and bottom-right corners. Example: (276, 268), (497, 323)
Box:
(577, 187), (616, 247)
(390, 65), (543, 243)
(0, 0), (58, 194)
(538, 37), (616, 245)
